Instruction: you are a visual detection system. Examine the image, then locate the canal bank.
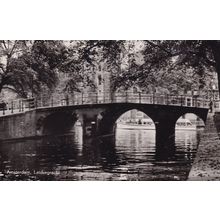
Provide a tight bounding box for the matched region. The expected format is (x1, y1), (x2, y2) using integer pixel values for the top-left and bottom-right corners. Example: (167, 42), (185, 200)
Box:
(188, 112), (220, 180)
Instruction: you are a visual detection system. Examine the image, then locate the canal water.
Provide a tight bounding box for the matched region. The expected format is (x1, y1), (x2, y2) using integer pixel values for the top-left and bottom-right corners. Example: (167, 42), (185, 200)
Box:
(0, 127), (203, 181)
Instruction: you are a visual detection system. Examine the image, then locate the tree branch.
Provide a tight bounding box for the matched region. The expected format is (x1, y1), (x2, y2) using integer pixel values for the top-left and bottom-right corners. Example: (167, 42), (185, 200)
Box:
(0, 65), (5, 74)
(2, 86), (18, 93)
(145, 40), (173, 55)
(2, 40), (7, 50)
(8, 40), (18, 58)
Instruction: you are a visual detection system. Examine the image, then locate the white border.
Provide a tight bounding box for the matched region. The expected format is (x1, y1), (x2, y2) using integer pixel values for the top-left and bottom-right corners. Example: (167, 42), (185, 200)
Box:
(1, 0), (220, 39)
(0, 0), (220, 220)
(0, 181), (219, 220)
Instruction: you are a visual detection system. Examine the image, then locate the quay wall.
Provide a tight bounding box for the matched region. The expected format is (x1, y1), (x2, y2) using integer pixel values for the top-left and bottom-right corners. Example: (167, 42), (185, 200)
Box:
(0, 110), (37, 140)
(188, 112), (220, 180)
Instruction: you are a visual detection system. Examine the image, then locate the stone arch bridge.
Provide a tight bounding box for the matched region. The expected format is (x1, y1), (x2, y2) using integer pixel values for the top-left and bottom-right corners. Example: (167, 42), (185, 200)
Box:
(0, 92), (209, 154)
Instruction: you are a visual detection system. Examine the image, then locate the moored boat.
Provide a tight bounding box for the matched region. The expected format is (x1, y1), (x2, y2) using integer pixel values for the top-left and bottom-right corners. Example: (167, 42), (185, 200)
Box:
(175, 118), (197, 130)
(117, 118), (196, 130)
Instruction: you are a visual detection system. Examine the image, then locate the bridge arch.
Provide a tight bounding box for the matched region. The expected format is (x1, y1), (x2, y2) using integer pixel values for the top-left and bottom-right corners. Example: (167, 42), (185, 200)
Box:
(97, 105), (156, 136)
(42, 111), (78, 135)
(116, 109), (155, 129)
(34, 101), (208, 155)
(175, 113), (205, 131)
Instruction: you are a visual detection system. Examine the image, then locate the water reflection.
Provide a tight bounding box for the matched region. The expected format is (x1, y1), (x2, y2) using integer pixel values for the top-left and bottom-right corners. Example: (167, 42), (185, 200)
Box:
(0, 127), (203, 181)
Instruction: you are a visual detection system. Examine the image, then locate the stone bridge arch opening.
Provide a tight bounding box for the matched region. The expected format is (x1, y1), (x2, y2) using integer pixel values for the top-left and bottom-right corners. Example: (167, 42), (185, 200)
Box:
(42, 111), (78, 135)
(116, 109), (155, 129)
(114, 109), (156, 147)
(98, 105), (158, 136)
(175, 113), (205, 148)
(172, 113), (206, 161)
(175, 113), (205, 131)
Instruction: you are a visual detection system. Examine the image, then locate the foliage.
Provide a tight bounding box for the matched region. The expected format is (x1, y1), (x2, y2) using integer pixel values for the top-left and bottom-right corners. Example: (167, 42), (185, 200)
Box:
(139, 40), (217, 93)
(0, 40), (62, 97)
(59, 40), (126, 93)
(105, 40), (219, 94)
(1, 40), (220, 98)
(56, 40), (220, 95)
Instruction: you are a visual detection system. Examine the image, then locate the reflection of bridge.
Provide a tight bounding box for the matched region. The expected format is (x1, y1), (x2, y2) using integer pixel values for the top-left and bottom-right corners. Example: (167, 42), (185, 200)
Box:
(0, 93), (209, 155)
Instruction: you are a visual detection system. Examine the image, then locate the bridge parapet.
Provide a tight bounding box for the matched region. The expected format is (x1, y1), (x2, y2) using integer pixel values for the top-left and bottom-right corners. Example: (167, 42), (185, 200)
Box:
(0, 92), (210, 117)
(35, 92), (210, 109)
(0, 92), (210, 145)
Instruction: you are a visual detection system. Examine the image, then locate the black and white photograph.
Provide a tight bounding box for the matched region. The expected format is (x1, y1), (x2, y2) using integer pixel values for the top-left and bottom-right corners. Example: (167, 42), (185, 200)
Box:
(0, 40), (218, 181)
(1, 1), (220, 220)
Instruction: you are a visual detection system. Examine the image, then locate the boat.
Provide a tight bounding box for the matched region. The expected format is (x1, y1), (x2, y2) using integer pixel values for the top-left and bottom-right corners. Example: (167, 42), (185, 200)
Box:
(116, 118), (196, 130)
(116, 119), (155, 130)
(175, 118), (197, 130)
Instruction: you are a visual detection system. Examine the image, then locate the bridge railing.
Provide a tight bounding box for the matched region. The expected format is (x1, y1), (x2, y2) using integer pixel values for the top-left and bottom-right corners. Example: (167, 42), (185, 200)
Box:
(35, 92), (210, 109)
(0, 92), (210, 116)
(0, 98), (35, 116)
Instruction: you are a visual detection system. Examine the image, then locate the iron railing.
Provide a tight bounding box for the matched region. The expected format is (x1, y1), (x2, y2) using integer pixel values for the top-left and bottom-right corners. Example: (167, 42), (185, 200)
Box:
(0, 92), (210, 116)
(34, 92), (211, 109)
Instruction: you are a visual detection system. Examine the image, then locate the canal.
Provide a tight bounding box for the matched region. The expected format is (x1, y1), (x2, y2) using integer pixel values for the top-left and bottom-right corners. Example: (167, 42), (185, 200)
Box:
(0, 126), (203, 180)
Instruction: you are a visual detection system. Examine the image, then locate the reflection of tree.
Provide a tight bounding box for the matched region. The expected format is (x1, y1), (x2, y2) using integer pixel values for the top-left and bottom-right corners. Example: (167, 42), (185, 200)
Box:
(75, 41), (218, 96)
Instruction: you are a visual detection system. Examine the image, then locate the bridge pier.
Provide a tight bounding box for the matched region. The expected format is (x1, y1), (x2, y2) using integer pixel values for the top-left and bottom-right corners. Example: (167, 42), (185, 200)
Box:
(82, 114), (98, 138)
(155, 119), (176, 160)
(0, 93), (209, 144)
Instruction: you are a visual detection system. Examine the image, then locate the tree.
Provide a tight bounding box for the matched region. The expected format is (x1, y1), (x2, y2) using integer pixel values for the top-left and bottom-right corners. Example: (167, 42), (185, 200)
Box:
(0, 40), (125, 97)
(58, 40), (126, 93)
(102, 40), (219, 95)
(43, 40), (220, 97)
(0, 40), (62, 97)
(2, 40), (217, 99)
(137, 41), (218, 94)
